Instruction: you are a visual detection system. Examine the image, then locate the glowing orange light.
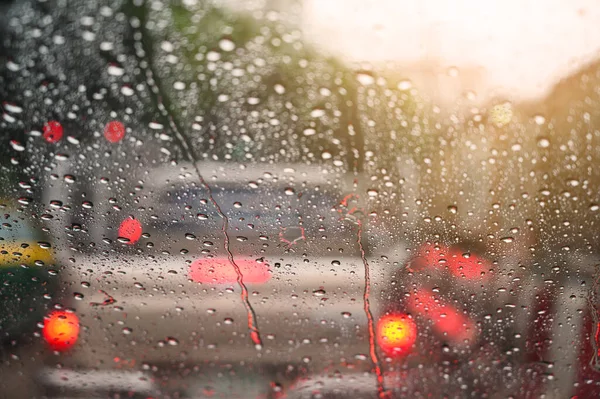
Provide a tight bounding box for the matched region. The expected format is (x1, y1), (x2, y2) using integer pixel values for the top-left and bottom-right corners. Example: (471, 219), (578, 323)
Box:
(377, 314), (417, 356)
(118, 217), (142, 245)
(188, 258), (271, 284)
(43, 310), (80, 351)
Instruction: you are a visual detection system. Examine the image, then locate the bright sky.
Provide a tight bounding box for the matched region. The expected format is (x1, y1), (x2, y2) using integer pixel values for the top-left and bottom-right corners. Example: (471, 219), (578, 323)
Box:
(302, 0), (600, 101)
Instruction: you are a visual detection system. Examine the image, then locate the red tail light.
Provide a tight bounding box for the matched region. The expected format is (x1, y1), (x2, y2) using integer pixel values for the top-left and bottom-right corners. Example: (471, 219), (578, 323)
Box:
(188, 258), (271, 284)
(118, 217), (143, 245)
(411, 244), (489, 281)
(446, 249), (489, 281)
(43, 310), (80, 351)
(377, 314), (418, 356)
(407, 289), (477, 343)
(409, 244), (449, 272)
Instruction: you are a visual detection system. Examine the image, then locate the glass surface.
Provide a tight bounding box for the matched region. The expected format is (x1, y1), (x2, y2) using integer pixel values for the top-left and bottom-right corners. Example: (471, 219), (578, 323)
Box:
(1, 1), (600, 398)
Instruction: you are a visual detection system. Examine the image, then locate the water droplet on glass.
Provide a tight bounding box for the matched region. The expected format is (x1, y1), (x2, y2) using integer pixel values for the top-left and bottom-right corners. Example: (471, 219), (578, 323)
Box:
(218, 38), (235, 52)
(534, 115), (546, 125)
(356, 71), (375, 85)
(537, 137), (551, 148)
(118, 217), (142, 245)
(43, 121), (63, 143)
(107, 65), (124, 76)
(310, 108), (326, 118)
(104, 121), (125, 143)
(397, 80), (412, 90)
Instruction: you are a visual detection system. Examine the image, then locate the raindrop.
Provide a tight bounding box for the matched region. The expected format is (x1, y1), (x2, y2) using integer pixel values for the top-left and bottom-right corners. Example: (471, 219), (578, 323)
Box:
(121, 86), (134, 96)
(537, 137), (550, 148)
(107, 65), (124, 76)
(566, 179), (579, 187)
(43, 121), (63, 143)
(118, 217), (142, 245)
(4, 103), (22, 113)
(397, 80), (412, 90)
(274, 84), (285, 94)
(218, 38), (235, 52)
(9, 140), (24, 151)
(534, 115), (546, 125)
(310, 109), (326, 118)
(104, 121), (125, 143)
(356, 71), (375, 85)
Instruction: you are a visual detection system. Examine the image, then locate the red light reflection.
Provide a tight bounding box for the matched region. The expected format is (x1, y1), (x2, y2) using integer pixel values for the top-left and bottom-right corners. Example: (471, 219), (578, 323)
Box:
(43, 120), (63, 143)
(188, 258), (271, 284)
(43, 310), (80, 351)
(118, 217), (142, 245)
(447, 248), (489, 280)
(104, 120), (125, 143)
(410, 244), (489, 281)
(409, 244), (449, 272)
(407, 289), (476, 343)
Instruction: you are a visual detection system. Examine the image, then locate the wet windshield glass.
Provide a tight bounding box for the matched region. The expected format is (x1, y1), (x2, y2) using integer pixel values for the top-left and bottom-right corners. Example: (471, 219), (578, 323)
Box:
(1, 1), (600, 398)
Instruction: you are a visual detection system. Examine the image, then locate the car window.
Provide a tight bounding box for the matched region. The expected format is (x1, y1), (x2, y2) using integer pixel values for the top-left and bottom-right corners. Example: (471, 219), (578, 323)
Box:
(1, 1), (600, 398)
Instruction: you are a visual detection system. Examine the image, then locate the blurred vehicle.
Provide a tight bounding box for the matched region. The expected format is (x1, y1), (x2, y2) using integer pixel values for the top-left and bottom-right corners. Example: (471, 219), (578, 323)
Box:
(37, 160), (376, 398)
(0, 201), (58, 345)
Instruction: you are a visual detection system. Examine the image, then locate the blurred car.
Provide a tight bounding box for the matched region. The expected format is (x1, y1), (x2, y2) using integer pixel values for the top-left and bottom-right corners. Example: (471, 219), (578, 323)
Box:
(0, 201), (58, 345)
(37, 160), (376, 398)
